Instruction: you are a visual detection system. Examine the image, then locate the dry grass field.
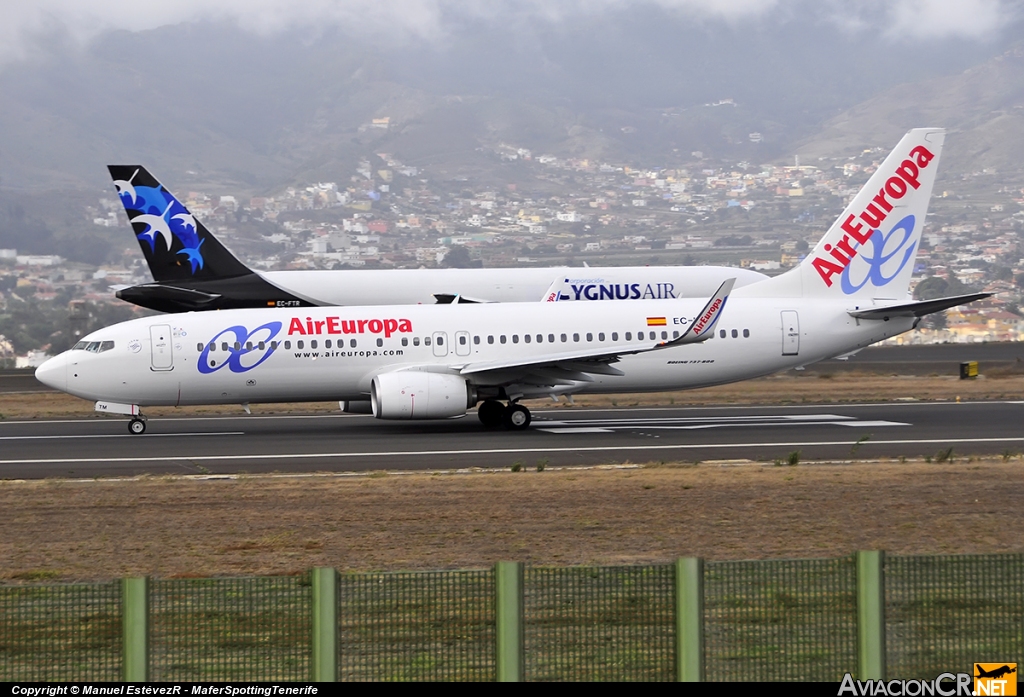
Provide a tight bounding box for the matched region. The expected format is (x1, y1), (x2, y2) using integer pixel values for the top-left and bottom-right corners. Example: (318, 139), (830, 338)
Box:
(1, 459), (1022, 582)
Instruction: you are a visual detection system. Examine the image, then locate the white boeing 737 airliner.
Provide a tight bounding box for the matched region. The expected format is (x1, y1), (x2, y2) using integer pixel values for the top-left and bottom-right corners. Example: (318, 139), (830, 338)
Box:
(39, 129), (988, 432)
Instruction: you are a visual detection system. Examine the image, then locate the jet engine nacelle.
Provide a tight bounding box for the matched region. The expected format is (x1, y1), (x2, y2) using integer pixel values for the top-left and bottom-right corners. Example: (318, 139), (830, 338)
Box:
(371, 371), (476, 420)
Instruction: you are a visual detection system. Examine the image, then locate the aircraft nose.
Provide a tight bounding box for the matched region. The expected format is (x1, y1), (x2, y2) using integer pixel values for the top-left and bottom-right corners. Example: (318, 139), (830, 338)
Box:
(35, 353), (67, 392)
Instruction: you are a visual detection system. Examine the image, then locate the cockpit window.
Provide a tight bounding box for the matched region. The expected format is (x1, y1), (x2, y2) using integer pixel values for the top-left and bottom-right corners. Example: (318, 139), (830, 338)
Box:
(74, 340), (114, 353)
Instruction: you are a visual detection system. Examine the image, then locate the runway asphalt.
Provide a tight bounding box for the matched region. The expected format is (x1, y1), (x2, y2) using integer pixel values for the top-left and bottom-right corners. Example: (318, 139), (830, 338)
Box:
(2, 400), (1023, 479)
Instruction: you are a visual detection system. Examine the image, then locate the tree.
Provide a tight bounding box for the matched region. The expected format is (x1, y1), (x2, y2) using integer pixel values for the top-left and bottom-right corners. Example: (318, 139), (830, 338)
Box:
(442, 246), (481, 268)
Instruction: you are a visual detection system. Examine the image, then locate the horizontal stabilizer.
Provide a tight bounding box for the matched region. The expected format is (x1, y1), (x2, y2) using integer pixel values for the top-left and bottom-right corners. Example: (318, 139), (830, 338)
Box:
(116, 283), (221, 311)
(433, 293), (488, 304)
(848, 292), (991, 320)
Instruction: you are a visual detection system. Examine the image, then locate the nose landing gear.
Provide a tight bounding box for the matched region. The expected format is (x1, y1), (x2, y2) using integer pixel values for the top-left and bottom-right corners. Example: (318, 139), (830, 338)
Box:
(128, 417), (147, 435)
(477, 399), (531, 431)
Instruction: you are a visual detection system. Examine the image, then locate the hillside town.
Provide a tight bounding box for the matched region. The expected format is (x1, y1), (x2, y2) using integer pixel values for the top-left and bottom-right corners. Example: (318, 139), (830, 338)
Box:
(3, 140), (1024, 366)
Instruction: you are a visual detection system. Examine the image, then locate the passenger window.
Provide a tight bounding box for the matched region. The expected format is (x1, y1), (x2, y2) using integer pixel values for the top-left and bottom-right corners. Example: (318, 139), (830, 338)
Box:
(743, 329), (750, 338)
(662, 331), (668, 340)
(284, 341), (291, 350)
(402, 338), (408, 346)
(414, 337), (420, 346)
(731, 329), (738, 338)
(500, 335), (507, 344)
(197, 342), (204, 352)
(488, 336), (494, 344)
(474, 336), (480, 344)
(625, 332), (632, 341)
(573, 333), (580, 342)
(459, 335), (467, 345)
(234, 342), (241, 351)
(560, 334), (567, 342)
(548, 334), (555, 343)
(586, 333), (593, 342)
(270, 341), (277, 350)
(311, 340), (318, 349)
(719, 329), (726, 338)
(598, 332), (605, 341)
(297, 340), (304, 349)
(436, 336), (443, 345)
(350, 339), (357, 348)
(513, 335), (519, 344)
(673, 331), (679, 339)
(223, 342), (230, 352)
(425, 337), (432, 346)
(208, 342), (216, 352)
(537, 334), (543, 343)
(524, 334), (531, 344)
(611, 333), (618, 341)
(259, 341), (266, 350)
(376, 338), (383, 347)
(246, 342), (253, 350)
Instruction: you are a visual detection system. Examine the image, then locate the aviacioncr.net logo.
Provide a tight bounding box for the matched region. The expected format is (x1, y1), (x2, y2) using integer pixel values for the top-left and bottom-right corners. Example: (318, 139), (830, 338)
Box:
(840, 215), (917, 295)
(198, 322), (282, 374)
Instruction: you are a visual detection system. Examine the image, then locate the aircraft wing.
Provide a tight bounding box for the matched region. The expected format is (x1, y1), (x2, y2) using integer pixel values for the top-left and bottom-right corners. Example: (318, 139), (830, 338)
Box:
(458, 279), (735, 386)
(848, 292), (991, 319)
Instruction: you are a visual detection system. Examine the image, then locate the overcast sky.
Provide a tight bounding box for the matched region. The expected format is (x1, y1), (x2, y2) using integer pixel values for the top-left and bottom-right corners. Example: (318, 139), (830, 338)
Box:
(1, 0), (1019, 66)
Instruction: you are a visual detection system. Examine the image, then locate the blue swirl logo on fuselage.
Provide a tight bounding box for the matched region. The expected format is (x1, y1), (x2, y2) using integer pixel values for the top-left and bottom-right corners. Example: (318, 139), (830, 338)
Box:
(198, 322), (282, 374)
(840, 215), (917, 295)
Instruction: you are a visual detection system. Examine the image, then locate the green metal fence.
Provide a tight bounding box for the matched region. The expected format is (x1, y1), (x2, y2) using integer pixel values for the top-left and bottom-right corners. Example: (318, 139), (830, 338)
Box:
(886, 553), (1024, 678)
(524, 564), (675, 681)
(0, 581), (122, 681)
(338, 569), (495, 681)
(704, 556), (858, 681)
(149, 575), (311, 681)
(2, 553), (1022, 682)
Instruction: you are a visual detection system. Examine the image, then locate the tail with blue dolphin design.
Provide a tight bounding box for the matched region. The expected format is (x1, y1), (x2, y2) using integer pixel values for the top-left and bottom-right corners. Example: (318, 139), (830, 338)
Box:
(761, 128), (945, 301)
(108, 165), (252, 283)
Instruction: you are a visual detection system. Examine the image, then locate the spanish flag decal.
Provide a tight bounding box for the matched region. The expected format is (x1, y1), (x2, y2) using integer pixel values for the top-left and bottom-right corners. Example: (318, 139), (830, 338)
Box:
(647, 317), (667, 326)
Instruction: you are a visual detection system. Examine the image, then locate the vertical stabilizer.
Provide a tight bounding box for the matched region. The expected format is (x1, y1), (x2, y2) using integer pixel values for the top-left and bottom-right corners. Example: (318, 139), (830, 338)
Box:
(791, 128), (944, 300)
(108, 166), (252, 283)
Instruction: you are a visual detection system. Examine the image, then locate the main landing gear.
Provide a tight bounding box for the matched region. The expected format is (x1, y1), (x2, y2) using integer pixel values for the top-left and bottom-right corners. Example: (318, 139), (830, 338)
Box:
(478, 399), (531, 431)
(128, 417), (147, 435)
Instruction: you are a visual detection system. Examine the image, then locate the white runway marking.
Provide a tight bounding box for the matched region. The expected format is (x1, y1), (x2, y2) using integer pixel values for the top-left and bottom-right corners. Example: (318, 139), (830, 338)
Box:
(3, 436), (1024, 466)
(0, 432), (244, 441)
(534, 414), (907, 432)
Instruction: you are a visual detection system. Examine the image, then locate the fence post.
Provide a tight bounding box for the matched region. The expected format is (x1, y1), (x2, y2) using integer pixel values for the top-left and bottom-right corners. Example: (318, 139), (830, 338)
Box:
(122, 576), (149, 682)
(495, 561), (524, 682)
(675, 557), (704, 682)
(857, 550), (886, 680)
(312, 567), (338, 682)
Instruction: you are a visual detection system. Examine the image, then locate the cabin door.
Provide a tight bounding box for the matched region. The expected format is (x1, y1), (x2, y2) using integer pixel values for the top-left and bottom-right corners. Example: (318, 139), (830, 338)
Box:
(455, 331), (471, 357)
(432, 332), (449, 357)
(150, 324), (174, 371)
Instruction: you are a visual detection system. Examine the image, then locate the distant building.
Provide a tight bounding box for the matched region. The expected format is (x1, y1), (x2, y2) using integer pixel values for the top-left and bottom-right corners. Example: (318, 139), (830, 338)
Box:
(16, 350), (50, 369)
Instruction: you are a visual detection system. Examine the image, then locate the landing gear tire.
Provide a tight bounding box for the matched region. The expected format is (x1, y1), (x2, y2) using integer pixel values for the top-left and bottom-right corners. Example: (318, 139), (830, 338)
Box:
(503, 403), (531, 431)
(478, 400), (505, 428)
(128, 418), (147, 435)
